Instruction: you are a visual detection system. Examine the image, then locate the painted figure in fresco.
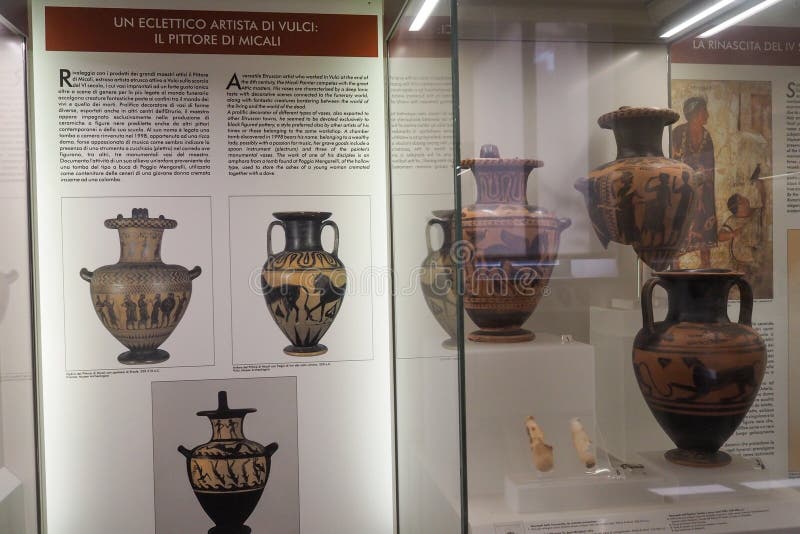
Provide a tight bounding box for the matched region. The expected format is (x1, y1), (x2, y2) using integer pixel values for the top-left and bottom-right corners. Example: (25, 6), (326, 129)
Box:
(672, 96), (718, 267)
(718, 166), (766, 276)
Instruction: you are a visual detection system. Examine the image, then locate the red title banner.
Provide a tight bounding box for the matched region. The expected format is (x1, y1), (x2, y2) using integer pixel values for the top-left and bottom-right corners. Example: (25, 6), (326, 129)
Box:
(45, 6), (378, 57)
(672, 26), (800, 66)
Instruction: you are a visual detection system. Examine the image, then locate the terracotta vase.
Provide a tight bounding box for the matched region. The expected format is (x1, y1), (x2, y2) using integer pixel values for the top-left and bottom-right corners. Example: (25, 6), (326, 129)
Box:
(461, 144), (571, 342)
(633, 270), (766, 467)
(80, 208), (201, 364)
(421, 210), (458, 346)
(575, 107), (700, 270)
(262, 212), (346, 356)
(178, 391), (279, 534)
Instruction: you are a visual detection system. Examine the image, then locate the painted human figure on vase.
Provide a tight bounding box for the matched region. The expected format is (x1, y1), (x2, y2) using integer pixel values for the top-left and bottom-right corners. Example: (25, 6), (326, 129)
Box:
(672, 96), (718, 267)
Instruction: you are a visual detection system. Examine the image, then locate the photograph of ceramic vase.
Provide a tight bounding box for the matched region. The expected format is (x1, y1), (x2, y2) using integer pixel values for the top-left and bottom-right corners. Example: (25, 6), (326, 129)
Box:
(633, 270), (766, 467)
(178, 391), (279, 534)
(261, 212), (346, 356)
(461, 144), (571, 342)
(575, 107), (700, 271)
(79, 208), (201, 365)
(421, 209), (458, 348)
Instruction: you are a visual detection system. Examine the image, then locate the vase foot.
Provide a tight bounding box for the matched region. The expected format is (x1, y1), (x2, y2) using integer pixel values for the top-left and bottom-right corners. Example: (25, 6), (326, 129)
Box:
(284, 344), (327, 357)
(117, 349), (169, 365)
(441, 337), (457, 350)
(468, 328), (534, 343)
(209, 526), (250, 534)
(665, 448), (732, 468)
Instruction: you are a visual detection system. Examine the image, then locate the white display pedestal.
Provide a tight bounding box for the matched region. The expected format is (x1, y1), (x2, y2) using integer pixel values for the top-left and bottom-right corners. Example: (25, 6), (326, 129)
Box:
(469, 450), (800, 534)
(636, 450), (779, 501)
(589, 303), (672, 461)
(504, 452), (666, 513)
(465, 334), (597, 497)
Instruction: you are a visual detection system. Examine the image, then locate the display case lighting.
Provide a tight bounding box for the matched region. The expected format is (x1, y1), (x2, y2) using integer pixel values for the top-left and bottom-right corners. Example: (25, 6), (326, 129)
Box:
(659, 0), (739, 39)
(698, 0), (785, 37)
(409, 0), (440, 31)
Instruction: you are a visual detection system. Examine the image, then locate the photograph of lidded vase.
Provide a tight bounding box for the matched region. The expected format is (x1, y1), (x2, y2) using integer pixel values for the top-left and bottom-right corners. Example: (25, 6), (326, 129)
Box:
(79, 208), (201, 365)
(261, 211), (346, 356)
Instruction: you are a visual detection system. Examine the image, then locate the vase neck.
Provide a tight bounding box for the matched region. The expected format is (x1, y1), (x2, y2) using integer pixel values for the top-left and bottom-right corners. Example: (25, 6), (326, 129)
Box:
(208, 415), (246, 440)
(283, 219), (323, 251)
(117, 227), (163, 263)
(473, 167), (529, 205)
(664, 276), (734, 323)
(613, 117), (666, 159)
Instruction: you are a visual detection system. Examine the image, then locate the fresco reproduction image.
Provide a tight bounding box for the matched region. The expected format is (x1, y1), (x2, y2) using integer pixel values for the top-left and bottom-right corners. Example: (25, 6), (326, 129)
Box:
(671, 80), (773, 299)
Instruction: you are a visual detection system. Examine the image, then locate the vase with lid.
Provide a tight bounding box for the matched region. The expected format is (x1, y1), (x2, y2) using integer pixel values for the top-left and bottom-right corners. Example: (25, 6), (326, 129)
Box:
(79, 208), (201, 364)
(575, 107), (700, 271)
(633, 269), (766, 467)
(178, 391), (279, 534)
(261, 211), (346, 356)
(421, 209), (458, 347)
(461, 144), (571, 342)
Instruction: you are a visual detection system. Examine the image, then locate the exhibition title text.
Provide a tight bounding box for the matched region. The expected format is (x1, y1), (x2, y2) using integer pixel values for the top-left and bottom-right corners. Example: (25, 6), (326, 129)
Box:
(114, 15), (319, 47)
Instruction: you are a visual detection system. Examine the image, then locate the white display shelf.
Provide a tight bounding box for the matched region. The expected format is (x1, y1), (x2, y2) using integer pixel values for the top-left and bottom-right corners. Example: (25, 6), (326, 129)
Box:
(470, 451), (800, 533)
(465, 334), (596, 497)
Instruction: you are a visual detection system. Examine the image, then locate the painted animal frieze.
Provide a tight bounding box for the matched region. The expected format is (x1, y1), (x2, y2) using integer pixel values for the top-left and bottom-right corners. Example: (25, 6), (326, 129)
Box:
(633, 269), (766, 467)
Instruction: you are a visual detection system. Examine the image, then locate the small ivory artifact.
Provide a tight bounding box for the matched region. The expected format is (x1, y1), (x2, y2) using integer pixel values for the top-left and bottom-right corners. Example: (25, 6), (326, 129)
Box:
(525, 416), (554, 472)
(570, 417), (596, 468)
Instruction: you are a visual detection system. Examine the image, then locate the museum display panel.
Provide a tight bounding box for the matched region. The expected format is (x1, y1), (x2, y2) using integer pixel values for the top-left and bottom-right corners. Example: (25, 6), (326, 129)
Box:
(30, 1), (394, 532)
(389, 0), (800, 532)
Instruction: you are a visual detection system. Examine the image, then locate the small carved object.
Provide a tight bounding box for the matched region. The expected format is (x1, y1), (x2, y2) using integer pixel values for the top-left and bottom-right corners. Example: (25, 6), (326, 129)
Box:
(262, 212), (346, 356)
(525, 416), (554, 472)
(569, 417), (596, 469)
(178, 391), (278, 534)
(633, 270), (766, 467)
(420, 210), (458, 346)
(80, 208), (201, 364)
(461, 144), (571, 342)
(575, 107), (701, 270)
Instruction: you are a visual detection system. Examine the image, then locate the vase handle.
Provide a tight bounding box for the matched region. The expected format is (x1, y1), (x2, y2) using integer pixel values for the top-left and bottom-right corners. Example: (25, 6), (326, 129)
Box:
(734, 277), (754, 326)
(188, 266), (202, 280)
(322, 220), (340, 256)
(640, 277), (666, 334)
(79, 268), (93, 282)
(557, 217), (572, 233)
(267, 221), (285, 257)
(177, 445), (192, 459)
(426, 218), (446, 254)
(265, 441), (279, 458)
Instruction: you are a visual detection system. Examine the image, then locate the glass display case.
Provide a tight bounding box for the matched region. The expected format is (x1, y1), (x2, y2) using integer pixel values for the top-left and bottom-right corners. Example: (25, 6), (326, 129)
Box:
(388, 0), (800, 531)
(0, 10), (38, 534)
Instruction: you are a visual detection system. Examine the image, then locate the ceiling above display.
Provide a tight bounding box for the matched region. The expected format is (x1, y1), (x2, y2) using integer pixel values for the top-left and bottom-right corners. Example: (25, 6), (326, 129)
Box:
(387, 0), (800, 44)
